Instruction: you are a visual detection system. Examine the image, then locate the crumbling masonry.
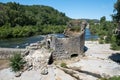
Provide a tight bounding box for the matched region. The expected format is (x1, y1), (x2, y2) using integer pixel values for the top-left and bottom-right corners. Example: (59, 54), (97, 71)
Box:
(46, 20), (87, 60)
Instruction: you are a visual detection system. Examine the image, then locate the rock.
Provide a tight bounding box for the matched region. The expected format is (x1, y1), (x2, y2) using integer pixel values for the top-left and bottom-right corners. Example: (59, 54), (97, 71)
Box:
(15, 72), (21, 77)
(101, 73), (110, 79)
(24, 50), (29, 56)
(41, 68), (48, 75)
(21, 50), (29, 57)
(28, 66), (33, 71)
(22, 66), (28, 72)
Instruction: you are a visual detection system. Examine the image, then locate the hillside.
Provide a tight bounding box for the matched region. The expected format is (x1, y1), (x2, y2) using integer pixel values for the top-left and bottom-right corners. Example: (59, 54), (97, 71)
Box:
(0, 2), (70, 38)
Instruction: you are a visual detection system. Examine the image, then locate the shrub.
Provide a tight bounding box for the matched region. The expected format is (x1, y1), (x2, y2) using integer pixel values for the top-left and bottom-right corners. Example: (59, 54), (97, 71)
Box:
(99, 39), (104, 44)
(69, 26), (81, 32)
(109, 76), (120, 80)
(111, 43), (120, 50)
(9, 53), (26, 72)
(100, 77), (108, 80)
(60, 62), (67, 68)
(100, 76), (120, 80)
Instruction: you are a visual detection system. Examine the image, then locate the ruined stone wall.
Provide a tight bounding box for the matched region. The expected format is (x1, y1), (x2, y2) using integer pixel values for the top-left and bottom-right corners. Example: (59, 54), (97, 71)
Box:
(51, 30), (85, 60)
(46, 20), (87, 60)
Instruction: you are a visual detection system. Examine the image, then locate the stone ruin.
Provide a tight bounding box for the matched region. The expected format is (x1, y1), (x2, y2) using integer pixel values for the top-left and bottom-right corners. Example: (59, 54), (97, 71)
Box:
(0, 20), (87, 77)
(45, 20), (87, 60)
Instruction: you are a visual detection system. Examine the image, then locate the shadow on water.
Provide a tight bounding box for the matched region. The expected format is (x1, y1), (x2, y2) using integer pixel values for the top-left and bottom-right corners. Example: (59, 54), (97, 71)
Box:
(109, 53), (120, 64)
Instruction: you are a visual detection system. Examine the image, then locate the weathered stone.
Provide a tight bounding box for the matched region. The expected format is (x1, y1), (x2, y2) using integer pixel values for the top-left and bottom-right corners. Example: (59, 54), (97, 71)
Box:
(15, 72), (21, 77)
(45, 20), (87, 60)
(22, 66), (28, 72)
(24, 50), (29, 56)
(28, 66), (33, 71)
(101, 73), (110, 79)
(41, 68), (48, 75)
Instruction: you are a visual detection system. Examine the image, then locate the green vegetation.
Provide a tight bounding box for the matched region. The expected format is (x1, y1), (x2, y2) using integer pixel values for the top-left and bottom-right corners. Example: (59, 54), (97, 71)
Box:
(0, 2), (70, 39)
(89, 0), (120, 50)
(69, 26), (81, 32)
(0, 25), (66, 38)
(89, 16), (117, 43)
(89, 16), (120, 50)
(9, 53), (26, 72)
(67, 20), (81, 32)
(60, 62), (67, 68)
(100, 76), (120, 80)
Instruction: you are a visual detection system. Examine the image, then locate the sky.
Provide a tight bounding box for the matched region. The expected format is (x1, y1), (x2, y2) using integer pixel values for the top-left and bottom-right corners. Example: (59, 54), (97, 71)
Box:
(0, 0), (117, 20)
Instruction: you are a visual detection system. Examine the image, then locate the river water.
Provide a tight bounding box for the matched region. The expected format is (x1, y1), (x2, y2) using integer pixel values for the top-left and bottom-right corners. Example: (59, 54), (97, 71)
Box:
(0, 28), (98, 48)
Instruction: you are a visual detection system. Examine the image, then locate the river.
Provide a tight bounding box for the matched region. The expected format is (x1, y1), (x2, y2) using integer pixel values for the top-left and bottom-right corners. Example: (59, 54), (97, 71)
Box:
(0, 28), (98, 48)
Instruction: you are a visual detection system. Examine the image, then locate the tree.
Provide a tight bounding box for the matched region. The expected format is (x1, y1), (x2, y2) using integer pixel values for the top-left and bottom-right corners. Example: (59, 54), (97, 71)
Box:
(100, 16), (106, 23)
(111, 0), (120, 50)
(0, 2), (70, 39)
(113, 0), (120, 22)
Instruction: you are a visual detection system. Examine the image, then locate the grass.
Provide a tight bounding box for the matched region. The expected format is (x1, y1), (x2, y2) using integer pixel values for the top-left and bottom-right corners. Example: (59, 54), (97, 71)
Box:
(100, 76), (120, 80)
(60, 62), (67, 68)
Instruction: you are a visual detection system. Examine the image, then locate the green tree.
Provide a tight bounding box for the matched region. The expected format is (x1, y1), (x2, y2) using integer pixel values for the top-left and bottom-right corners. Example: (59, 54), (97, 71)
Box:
(111, 0), (120, 50)
(113, 0), (120, 22)
(100, 16), (106, 23)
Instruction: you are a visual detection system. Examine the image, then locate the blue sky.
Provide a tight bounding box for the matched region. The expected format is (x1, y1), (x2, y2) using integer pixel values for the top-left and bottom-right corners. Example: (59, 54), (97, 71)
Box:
(0, 0), (117, 20)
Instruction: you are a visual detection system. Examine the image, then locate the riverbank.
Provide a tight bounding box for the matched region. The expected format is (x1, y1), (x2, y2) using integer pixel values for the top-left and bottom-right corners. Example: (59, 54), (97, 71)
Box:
(0, 28), (98, 48)
(0, 41), (120, 80)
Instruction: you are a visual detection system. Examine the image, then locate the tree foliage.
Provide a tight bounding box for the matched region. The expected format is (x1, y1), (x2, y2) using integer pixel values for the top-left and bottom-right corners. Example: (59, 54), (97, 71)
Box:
(113, 0), (120, 22)
(0, 2), (70, 39)
(89, 16), (120, 50)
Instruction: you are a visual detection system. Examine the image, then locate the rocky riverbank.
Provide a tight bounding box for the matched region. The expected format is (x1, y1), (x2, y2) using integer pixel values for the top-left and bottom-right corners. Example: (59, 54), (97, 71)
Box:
(0, 41), (120, 80)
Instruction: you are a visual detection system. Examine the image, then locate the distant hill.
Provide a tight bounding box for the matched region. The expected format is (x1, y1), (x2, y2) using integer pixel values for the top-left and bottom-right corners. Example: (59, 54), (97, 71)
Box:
(80, 19), (100, 23)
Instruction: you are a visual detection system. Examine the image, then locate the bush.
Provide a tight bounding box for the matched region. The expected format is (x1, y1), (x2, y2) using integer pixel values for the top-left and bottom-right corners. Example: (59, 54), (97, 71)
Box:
(111, 43), (120, 50)
(100, 76), (120, 80)
(109, 76), (120, 80)
(100, 78), (108, 80)
(9, 53), (26, 72)
(99, 39), (104, 44)
(60, 62), (67, 68)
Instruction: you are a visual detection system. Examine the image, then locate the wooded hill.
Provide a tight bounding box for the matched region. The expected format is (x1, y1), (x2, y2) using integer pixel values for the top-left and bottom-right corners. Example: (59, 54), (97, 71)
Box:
(0, 2), (70, 38)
